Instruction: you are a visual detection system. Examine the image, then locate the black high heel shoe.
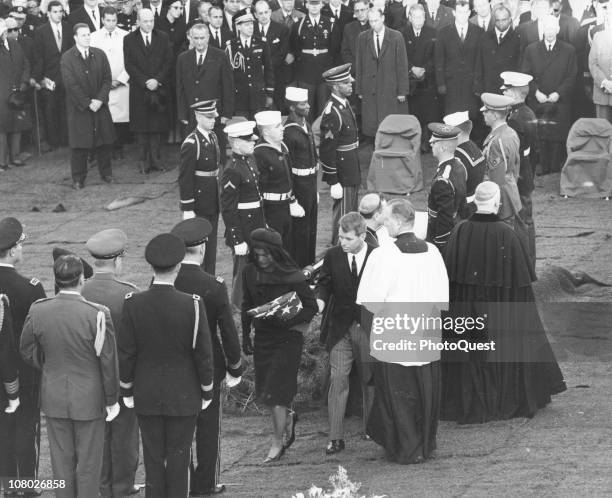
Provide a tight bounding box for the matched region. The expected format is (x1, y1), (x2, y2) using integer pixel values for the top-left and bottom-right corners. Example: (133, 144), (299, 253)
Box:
(283, 411), (298, 450)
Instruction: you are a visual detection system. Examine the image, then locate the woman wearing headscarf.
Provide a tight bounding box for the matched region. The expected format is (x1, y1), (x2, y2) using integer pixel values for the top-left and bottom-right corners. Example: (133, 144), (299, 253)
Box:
(241, 227), (317, 463)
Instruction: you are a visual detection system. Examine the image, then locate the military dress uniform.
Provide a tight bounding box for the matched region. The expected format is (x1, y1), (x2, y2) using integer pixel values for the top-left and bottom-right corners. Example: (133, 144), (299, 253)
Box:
(455, 140), (485, 218)
(0, 218), (46, 487)
(320, 92), (361, 245)
(179, 127), (222, 274)
(284, 115), (319, 267)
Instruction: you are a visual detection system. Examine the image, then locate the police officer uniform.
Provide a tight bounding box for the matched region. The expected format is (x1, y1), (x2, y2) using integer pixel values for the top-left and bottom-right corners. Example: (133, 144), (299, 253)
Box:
(118, 234), (214, 498)
(320, 64), (360, 245)
(284, 87), (319, 267)
(180, 100), (223, 275)
(81, 229), (140, 498)
(0, 218), (46, 488)
(426, 124), (467, 253)
(171, 218), (243, 497)
(220, 121), (267, 308)
(226, 9), (275, 119)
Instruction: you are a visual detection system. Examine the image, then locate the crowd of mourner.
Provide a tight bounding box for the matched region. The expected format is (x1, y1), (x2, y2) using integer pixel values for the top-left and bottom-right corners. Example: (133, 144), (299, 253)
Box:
(1, 0), (594, 493)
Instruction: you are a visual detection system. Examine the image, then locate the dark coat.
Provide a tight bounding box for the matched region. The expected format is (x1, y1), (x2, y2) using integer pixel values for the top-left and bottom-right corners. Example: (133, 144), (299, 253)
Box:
(435, 22), (483, 115)
(474, 28), (521, 94)
(67, 5), (103, 32)
(156, 15), (188, 60)
(521, 39), (577, 141)
(0, 40), (31, 133)
(60, 46), (116, 148)
(322, 3), (353, 61)
(424, 4), (454, 31)
(123, 29), (173, 132)
(341, 20), (370, 71)
(316, 243), (376, 351)
(469, 14), (494, 32)
(385, 1), (407, 30)
(355, 27), (410, 136)
(518, 18), (578, 57)
(32, 21), (73, 84)
(401, 23), (437, 91)
(208, 24), (230, 50)
(0, 294), (18, 409)
(254, 20), (290, 70)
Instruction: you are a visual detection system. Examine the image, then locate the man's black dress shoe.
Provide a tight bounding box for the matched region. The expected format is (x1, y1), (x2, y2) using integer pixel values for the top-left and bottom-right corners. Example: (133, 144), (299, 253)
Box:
(190, 484), (226, 496)
(326, 439), (345, 455)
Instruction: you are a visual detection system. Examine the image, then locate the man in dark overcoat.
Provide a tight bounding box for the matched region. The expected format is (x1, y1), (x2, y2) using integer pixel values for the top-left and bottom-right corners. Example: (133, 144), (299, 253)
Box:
(60, 23), (116, 189)
(123, 8), (172, 173)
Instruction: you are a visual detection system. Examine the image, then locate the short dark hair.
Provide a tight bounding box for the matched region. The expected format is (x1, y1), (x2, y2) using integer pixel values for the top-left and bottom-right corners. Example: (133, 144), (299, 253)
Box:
(47, 0), (63, 11)
(209, 4), (223, 14)
(339, 212), (367, 235)
(102, 6), (118, 18)
(54, 255), (83, 289)
(455, 0), (471, 9)
(72, 22), (90, 35)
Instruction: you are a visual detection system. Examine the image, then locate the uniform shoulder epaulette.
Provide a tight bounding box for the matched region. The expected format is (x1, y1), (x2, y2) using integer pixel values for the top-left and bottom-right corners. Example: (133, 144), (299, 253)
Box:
(193, 294), (201, 300)
(125, 292), (134, 300)
(442, 164), (452, 179)
(323, 101), (333, 115)
(30, 277), (40, 286)
(182, 133), (196, 145)
(216, 276), (224, 284)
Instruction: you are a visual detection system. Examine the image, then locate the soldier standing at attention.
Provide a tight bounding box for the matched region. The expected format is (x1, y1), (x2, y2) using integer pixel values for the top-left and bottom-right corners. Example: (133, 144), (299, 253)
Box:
(81, 229), (141, 498)
(220, 120), (267, 308)
(319, 64), (361, 246)
(171, 218), (243, 497)
(118, 233), (214, 498)
(179, 100), (223, 275)
(0, 217), (46, 494)
(426, 123), (467, 255)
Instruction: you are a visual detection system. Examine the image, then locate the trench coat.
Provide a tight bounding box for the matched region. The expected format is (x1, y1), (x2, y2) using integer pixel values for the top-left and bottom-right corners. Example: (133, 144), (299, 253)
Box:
(60, 46), (116, 148)
(0, 39), (31, 133)
(355, 28), (410, 137)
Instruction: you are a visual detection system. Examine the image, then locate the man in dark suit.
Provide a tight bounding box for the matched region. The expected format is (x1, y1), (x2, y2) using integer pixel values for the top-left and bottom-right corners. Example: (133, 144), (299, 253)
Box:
(67, 0), (103, 32)
(0, 218), (46, 494)
(322, 0), (353, 62)
(517, 0), (578, 55)
(254, 0), (291, 111)
(316, 212), (376, 455)
(341, 0), (370, 69)
(208, 5), (228, 50)
(118, 233), (214, 498)
(176, 23), (234, 160)
(222, 0), (241, 38)
(171, 218), (243, 498)
(32, 0), (73, 149)
(271, 0), (306, 29)
(424, 0), (454, 30)
(182, 0), (200, 26)
(123, 8), (172, 173)
(470, 0), (494, 31)
(142, 0), (165, 27)
(474, 4), (521, 94)
(21, 254), (120, 498)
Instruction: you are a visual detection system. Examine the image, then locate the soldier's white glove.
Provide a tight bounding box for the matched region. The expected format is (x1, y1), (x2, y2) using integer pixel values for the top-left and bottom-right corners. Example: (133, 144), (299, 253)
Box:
(317, 298), (325, 313)
(234, 242), (248, 256)
(317, 192), (320, 203)
(123, 396), (134, 409)
(183, 211), (196, 220)
(202, 398), (212, 410)
(225, 371), (242, 388)
(290, 201), (305, 218)
(105, 402), (120, 422)
(330, 183), (343, 200)
(4, 397), (20, 413)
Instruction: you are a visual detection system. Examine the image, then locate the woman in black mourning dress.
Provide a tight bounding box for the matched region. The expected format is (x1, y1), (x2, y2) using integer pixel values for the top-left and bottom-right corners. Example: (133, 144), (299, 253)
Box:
(241, 228), (317, 463)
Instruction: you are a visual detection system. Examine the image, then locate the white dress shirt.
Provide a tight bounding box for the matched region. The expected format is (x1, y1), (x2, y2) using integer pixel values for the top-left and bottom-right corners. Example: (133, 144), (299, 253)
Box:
(347, 241), (368, 275)
(374, 26), (385, 56)
(477, 14), (490, 29)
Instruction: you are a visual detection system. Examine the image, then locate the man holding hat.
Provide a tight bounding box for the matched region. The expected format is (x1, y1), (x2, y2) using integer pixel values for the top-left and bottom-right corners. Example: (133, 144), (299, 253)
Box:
(118, 233), (214, 498)
(320, 63), (361, 246)
(226, 8), (274, 119)
(179, 99), (223, 275)
(254, 110), (305, 256)
(480, 92), (522, 226)
(284, 86), (319, 267)
(220, 120), (267, 308)
(171, 218), (243, 497)
(81, 229), (141, 498)
(426, 123), (467, 253)
(0, 217), (46, 491)
(20, 254), (120, 498)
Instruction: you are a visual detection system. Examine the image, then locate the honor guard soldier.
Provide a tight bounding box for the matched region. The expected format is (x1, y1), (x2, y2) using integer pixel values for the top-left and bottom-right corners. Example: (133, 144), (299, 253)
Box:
(502, 71), (538, 267)
(0, 217), (46, 490)
(220, 120), (267, 308)
(81, 229), (141, 498)
(179, 100), (223, 275)
(480, 93), (522, 226)
(319, 63), (361, 245)
(171, 218), (243, 498)
(443, 111), (485, 218)
(118, 234), (214, 498)
(284, 87), (319, 267)
(20, 255), (120, 498)
(290, 0), (341, 119)
(226, 9), (275, 119)
(254, 110), (305, 255)
(426, 123), (467, 254)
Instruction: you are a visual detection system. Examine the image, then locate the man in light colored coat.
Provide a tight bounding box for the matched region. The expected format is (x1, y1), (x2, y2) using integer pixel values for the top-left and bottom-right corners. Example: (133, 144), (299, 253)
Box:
(589, 23), (612, 120)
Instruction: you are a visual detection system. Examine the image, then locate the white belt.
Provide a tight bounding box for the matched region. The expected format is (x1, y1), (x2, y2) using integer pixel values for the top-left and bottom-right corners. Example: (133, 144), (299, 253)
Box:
(337, 141), (359, 152)
(523, 147), (531, 157)
(292, 166), (318, 176)
(195, 169), (219, 177)
(302, 48), (328, 56)
(263, 192), (291, 201)
(237, 201), (261, 209)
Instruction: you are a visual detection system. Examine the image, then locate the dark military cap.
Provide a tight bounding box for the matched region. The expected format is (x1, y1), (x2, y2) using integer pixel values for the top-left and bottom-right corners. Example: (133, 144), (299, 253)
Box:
(322, 64), (354, 84)
(233, 8), (254, 24)
(52, 247), (94, 279)
(171, 218), (213, 247)
(250, 227), (283, 247)
(53, 254), (84, 285)
(86, 229), (128, 259)
(427, 123), (461, 141)
(191, 99), (219, 118)
(9, 6), (27, 17)
(145, 233), (186, 268)
(0, 217), (26, 250)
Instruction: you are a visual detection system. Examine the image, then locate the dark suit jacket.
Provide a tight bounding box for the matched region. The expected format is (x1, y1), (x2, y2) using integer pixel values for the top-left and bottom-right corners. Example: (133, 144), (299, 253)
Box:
(341, 20), (370, 71)
(401, 23), (437, 91)
(67, 5), (103, 32)
(222, 11), (237, 40)
(474, 27), (521, 94)
(321, 3), (353, 34)
(316, 243), (376, 351)
(176, 47), (235, 122)
(521, 39), (577, 100)
(32, 21), (74, 84)
(254, 20), (290, 70)
(424, 4), (454, 31)
(469, 14), (494, 32)
(208, 24), (229, 50)
(518, 18), (578, 57)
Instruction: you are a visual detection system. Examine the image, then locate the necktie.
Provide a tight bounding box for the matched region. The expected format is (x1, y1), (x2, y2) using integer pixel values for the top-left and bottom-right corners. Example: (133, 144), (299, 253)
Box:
(430, 11), (435, 19)
(56, 28), (62, 51)
(481, 19), (485, 29)
(215, 30), (220, 44)
(92, 9), (96, 20)
(145, 35), (150, 47)
(376, 33), (380, 57)
(351, 255), (358, 283)
(84, 49), (89, 59)
(198, 53), (203, 66)
(498, 33), (503, 44)
(548, 43), (552, 52)
(460, 27), (465, 41)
